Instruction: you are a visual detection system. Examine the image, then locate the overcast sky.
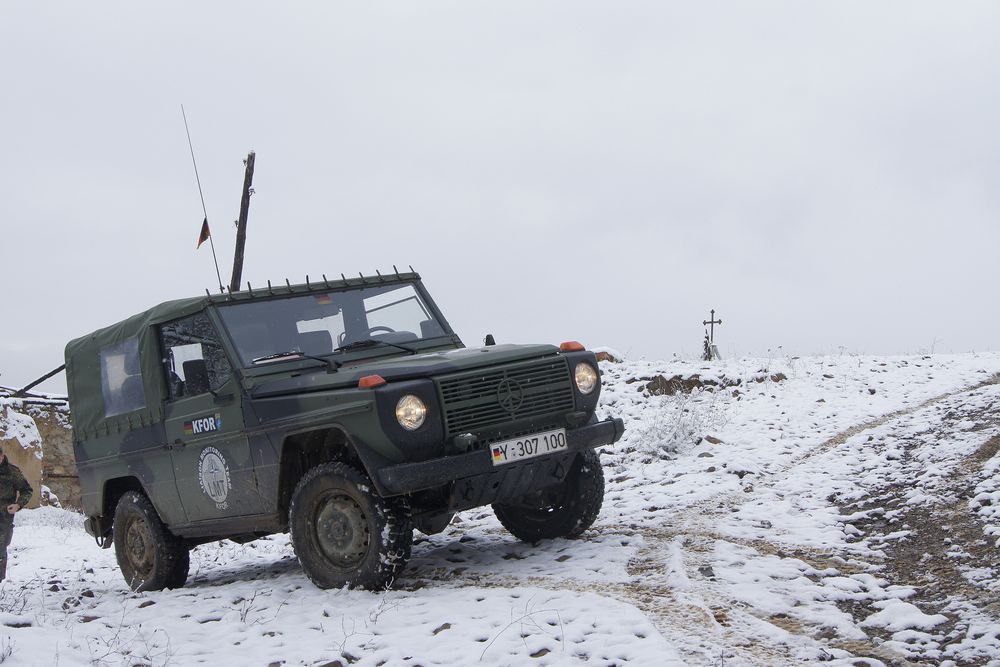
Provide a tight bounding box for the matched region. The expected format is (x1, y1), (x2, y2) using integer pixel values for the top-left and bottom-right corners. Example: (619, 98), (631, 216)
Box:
(2, 2), (998, 394)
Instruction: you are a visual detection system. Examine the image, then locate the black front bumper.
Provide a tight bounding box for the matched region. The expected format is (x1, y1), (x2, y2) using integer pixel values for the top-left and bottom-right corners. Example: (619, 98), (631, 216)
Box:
(377, 417), (625, 495)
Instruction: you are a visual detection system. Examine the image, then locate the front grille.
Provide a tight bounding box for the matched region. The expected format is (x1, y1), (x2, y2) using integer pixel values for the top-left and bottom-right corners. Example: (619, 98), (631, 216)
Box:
(437, 357), (574, 437)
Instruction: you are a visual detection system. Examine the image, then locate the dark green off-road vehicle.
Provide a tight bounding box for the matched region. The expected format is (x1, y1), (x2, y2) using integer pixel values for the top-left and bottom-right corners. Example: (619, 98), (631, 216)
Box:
(65, 272), (623, 591)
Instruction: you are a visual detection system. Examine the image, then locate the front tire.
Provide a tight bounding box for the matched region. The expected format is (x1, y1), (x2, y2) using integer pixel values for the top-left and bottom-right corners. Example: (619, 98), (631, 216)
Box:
(493, 450), (605, 542)
(112, 491), (189, 592)
(289, 463), (412, 590)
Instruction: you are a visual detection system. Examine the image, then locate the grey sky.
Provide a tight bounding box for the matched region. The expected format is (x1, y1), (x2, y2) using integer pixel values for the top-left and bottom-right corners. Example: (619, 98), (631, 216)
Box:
(2, 2), (998, 393)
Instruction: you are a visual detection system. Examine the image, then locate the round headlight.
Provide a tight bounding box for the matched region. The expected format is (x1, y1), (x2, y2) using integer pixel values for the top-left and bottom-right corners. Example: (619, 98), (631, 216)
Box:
(575, 362), (598, 394)
(395, 394), (427, 431)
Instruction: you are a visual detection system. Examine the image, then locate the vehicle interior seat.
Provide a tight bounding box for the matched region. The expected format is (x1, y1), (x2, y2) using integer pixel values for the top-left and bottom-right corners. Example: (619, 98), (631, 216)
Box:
(183, 359), (211, 395)
(298, 330), (333, 356)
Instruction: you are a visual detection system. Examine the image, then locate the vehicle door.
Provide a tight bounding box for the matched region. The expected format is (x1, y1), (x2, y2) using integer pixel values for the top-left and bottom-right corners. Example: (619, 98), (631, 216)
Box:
(159, 311), (264, 522)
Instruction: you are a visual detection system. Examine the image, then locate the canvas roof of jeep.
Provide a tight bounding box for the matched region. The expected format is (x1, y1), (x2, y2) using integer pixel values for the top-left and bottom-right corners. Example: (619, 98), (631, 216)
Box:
(65, 271), (422, 440)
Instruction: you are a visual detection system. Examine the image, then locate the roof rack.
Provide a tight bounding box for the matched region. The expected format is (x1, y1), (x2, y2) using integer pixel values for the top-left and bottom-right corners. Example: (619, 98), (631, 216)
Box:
(211, 268), (421, 301)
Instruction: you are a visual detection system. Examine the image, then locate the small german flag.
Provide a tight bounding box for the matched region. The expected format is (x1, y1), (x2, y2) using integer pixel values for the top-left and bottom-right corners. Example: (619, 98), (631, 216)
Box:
(197, 217), (211, 249)
(492, 447), (504, 463)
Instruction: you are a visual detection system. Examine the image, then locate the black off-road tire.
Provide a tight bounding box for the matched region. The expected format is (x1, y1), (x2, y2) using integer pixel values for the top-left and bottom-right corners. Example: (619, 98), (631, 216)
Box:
(164, 547), (191, 589)
(289, 462), (412, 590)
(112, 491), (190, 592)
(493, 450), (605, 542)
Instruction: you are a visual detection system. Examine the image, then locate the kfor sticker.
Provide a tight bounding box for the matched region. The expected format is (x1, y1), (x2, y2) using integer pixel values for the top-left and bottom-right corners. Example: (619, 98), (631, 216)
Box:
(184, 413), (222, 436)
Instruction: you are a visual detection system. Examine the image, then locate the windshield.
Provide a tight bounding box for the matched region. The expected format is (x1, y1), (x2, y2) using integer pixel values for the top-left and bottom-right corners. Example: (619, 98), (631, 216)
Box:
(216, 282), (449, 367)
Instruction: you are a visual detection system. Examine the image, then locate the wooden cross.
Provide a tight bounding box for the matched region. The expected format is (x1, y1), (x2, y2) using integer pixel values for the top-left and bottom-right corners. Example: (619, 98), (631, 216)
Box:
(703, 309), (722, 344)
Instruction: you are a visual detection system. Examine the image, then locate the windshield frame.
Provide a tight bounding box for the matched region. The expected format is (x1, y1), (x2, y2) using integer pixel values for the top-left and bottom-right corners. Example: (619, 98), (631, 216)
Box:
(212, 278), (461, 370)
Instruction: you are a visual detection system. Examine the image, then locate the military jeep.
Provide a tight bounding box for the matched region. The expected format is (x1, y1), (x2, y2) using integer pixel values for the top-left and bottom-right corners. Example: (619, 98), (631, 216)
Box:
(65, 271), (623, 591)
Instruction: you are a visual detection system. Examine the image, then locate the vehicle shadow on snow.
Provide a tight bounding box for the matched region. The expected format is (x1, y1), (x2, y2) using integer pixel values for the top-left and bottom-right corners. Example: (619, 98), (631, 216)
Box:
(174, 526), (637, 591)
(402, 529), (638, 588)
(185, 552), (303, 588)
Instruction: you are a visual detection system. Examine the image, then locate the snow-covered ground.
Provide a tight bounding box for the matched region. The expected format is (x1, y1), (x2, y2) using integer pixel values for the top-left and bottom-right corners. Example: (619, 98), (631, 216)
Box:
(4, 352), (1000, 666)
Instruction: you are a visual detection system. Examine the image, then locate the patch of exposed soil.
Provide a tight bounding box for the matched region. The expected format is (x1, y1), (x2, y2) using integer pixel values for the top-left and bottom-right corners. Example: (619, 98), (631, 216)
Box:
(625, 371), (786, 397)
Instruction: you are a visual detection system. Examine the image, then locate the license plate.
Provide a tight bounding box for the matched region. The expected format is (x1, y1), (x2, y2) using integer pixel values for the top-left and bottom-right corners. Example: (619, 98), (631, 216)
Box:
(490, 428), (568, 466)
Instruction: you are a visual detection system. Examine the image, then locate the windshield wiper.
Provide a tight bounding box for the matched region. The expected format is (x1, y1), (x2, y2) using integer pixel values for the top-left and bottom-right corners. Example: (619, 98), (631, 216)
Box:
(334, 338), (418, 355)
(251, 351), (342, 371)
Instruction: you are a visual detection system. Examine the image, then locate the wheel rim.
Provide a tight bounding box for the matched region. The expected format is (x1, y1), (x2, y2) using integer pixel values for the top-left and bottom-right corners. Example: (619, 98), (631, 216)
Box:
(123, 515), (155, 577)
(314, 492), (370, 568)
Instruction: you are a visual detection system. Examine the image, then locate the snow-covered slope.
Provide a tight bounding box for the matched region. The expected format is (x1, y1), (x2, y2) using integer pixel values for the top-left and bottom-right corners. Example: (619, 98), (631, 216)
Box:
(4, 352), (1000, 666)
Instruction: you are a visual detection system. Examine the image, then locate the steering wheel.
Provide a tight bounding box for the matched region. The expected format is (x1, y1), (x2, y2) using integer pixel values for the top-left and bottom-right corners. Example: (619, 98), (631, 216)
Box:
(366, 326), (396, 336)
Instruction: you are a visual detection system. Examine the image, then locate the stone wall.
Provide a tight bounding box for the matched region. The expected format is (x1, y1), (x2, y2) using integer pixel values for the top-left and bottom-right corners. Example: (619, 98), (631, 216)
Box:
(24, 400), (78, 507)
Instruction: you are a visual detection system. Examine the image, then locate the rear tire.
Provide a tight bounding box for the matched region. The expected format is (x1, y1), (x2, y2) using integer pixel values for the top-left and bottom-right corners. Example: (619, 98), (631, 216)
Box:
(112, 491), (189, 591)
(164, 548), (191, 589)
(493, 450), (605, 542)
(289, 462), (412, 590)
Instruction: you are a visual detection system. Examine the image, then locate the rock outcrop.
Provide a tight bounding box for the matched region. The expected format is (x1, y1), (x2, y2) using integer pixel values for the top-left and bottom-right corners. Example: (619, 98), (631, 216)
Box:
(0, 389), (77, 508)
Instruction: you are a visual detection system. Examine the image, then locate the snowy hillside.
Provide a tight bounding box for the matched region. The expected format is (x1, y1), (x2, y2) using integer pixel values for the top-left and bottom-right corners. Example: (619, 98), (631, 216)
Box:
(4, 352), (1000, 666)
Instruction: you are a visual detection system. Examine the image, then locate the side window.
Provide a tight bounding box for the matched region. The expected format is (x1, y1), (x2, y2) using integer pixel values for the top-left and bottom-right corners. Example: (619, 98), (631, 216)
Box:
(159, 312), (233, 400)
(100, 338), (146, 417)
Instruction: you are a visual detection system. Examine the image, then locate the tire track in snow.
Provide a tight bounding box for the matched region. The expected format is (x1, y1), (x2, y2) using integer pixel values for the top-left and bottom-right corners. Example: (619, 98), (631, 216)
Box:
(745, 372), (1000, 495)
(831, 389), (1000, 665)
(676, 372), (1000, 529)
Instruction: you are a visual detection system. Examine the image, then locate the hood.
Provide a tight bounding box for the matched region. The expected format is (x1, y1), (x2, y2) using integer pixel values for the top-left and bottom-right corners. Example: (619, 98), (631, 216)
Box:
(246, 343), (560, 398)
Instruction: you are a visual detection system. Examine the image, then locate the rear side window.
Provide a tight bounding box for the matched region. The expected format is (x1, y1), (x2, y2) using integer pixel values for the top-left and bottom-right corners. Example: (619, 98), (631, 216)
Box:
(100, 338), (146, 416)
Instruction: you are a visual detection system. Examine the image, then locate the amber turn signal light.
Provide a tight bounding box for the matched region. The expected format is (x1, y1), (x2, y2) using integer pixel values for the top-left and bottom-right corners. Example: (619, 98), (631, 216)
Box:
(560, 341), (585, 352)
(358, 375), (387, 389)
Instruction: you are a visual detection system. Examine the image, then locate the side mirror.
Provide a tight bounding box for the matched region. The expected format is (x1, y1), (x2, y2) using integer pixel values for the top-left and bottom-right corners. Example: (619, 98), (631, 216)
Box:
(182, 359), (211, 395)
(484, 334), (496, 346)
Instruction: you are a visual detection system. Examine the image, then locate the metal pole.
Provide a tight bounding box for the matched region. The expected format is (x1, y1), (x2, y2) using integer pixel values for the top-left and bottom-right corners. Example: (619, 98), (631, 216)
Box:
(13, 364), (66, 397)
(229, 151), (255, 293)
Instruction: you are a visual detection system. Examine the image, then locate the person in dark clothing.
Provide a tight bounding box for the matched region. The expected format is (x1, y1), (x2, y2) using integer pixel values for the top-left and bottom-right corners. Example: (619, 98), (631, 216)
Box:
(0, 446), (33, 582)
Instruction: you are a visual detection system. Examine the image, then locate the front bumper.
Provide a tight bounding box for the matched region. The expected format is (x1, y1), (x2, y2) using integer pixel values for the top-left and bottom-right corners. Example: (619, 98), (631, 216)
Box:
(377, 416), (625, 495)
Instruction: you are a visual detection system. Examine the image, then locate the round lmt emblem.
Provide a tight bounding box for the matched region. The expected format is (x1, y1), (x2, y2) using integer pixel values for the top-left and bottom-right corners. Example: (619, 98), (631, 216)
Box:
(198, 446), (232, 507)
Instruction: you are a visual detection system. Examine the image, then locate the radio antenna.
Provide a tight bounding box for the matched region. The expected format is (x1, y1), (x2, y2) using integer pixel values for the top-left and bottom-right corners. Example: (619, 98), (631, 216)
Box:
(181, 104), (225, 293)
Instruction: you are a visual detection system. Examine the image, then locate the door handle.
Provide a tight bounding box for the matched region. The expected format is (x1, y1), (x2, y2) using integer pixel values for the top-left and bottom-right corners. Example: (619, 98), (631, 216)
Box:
(171, 438), (186, 450)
